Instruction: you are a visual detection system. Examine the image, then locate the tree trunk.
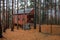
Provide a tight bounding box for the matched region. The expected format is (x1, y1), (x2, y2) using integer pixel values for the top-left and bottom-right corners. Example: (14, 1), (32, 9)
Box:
(0, 23), (2, 38)
(0, 0), (2, 38)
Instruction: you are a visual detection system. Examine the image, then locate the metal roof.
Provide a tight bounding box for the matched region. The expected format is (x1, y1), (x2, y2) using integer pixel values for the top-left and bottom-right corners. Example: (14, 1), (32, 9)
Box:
(14, 8), (33, 14)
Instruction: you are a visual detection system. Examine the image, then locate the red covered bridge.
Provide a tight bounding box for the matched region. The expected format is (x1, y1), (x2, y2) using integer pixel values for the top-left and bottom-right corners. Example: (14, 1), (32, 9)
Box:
(13, 8), (34, 26)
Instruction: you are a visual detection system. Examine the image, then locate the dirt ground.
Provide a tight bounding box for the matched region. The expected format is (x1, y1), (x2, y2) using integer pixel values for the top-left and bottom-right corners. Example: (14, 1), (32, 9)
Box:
(0, 25), (60, 40)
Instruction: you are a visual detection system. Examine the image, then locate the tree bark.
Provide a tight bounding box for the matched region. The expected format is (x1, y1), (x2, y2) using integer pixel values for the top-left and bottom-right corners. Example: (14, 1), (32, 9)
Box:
(0, 0), (2, 38)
